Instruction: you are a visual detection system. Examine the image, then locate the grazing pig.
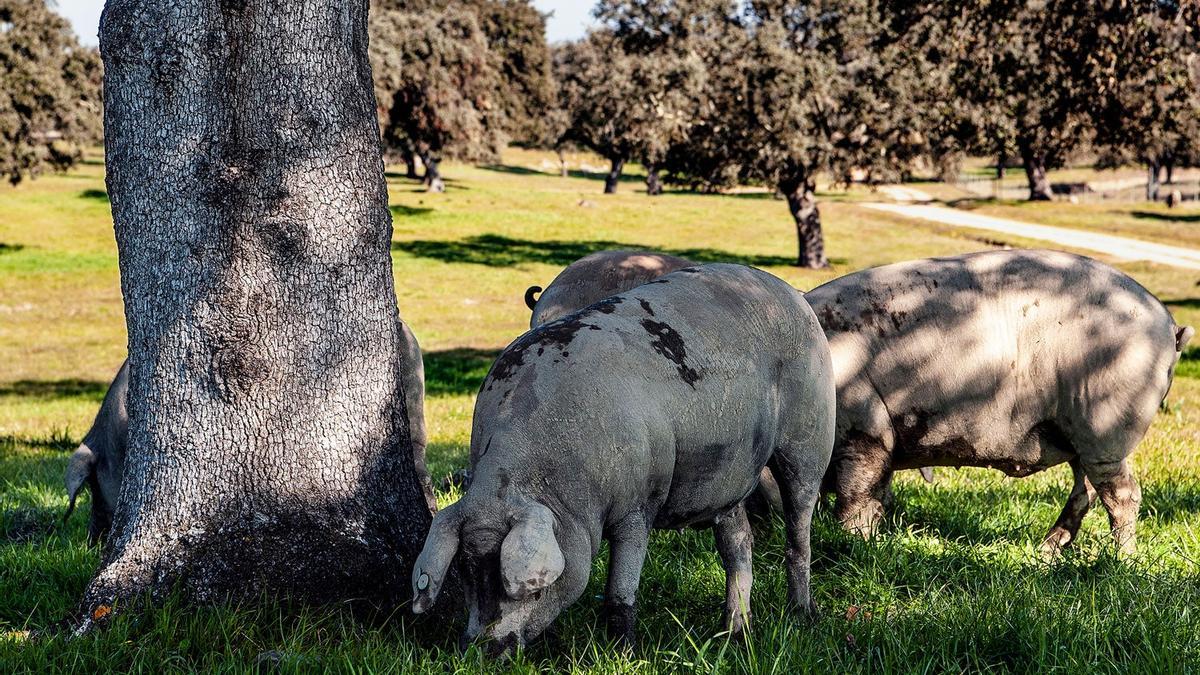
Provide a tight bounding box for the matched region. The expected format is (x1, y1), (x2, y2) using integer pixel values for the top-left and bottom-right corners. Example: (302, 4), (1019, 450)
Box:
(412, 264), (836, 654)
(524, 250), (693, 328)
(807, 250), (1192, 555)
(522, 249), (934, 493)
(64, 322), (434, 542)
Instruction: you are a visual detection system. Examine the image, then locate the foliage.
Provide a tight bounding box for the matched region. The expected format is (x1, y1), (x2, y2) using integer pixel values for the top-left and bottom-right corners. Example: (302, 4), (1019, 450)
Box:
(0, 0), (102, 185)
(370, 8), (505, 189)
(374, 0), (554, 145)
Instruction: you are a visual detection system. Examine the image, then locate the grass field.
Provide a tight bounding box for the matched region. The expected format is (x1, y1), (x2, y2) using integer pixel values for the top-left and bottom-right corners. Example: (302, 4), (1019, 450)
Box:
(2, 149), (1199, 672)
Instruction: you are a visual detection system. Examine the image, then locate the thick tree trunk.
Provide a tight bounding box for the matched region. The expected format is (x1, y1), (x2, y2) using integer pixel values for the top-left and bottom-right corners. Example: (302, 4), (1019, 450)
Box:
(86, 0), (433, 621)
(556, 148), (568, 178)
(780, 176), (828, 269)
(646, 165), (662, 196)
(1147, 160), (1161, 201)
(1020, 146), (1053, 201)
(423, 153), (445, 193)
(604, 157), (624, 194)
(996, 153), (1007, 180)
(1165, 162), (1175, 185)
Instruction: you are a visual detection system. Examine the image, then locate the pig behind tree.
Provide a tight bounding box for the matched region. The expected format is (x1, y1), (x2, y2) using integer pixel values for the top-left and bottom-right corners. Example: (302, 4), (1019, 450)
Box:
(413, 264), (836, 654)
(65, 322), (434, 542)
(524, 250), (693, 328)
(809, 250), (1192, 555)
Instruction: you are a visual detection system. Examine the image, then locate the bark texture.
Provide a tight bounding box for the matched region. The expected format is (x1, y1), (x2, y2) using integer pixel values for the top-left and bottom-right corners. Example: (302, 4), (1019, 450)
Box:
(781, 176), (828, 269)
(604, 157), (625, 194)
(1146, 161), (1161, 202)
(86, 0), (431, 619)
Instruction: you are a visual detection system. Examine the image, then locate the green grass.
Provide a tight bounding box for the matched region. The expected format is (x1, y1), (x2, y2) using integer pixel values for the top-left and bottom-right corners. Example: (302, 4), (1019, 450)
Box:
(2, 149), (1200, 672)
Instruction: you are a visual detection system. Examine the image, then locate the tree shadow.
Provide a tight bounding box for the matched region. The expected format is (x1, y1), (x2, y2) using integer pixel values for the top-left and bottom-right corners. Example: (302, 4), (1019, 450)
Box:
(390, 204), (434, 218)
(0, 433), (77, 451)
(393, 234), (815, 268)
(0, 243), (24, 254)
(80, 189), (109, 202)
(423, 348), (500, 397)
(1165, 298), (1200, 310)
(479, 163), (646, 185)
(1131, 210), (1200, 224)
(0, 379), (109, 399)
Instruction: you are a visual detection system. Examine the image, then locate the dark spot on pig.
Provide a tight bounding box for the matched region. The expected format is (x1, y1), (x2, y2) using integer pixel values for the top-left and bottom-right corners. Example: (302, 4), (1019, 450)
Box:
(592, 296), (623, 314)
(605, 602), (637, 645)
(479, 436), (493, 459)
(649, 279), (670, 285)
(537, 347), (544, 356)
(889, 311), (906, 331)
(497, 470), (510, 499)
(639, 299), (655, 316)
(679, 267), (701, 273)
(488, 315), (597, 382)
(639, 319), (701, 388)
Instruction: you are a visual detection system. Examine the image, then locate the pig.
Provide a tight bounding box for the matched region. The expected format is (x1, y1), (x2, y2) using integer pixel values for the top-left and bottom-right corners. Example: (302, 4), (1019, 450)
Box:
(807, 250), (1192, 555)
(64, 321), (434, 543)
(412, 263), (836, 654)
(522, 250), (934, 493)
(524, 250), (693, 328)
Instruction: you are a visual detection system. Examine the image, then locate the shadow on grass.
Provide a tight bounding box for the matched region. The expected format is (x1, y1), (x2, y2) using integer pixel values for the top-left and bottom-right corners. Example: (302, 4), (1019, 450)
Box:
(390, 204), (434, 218)
(0, 242), (24, 254)
(0, 379), (108, 400)
(1, 504), (62, 543)
(423, 348), (499, 397)
(80, 189), (109, 202)
(0, 433), (76, 452)
(1132, 210), (1200, 224)
(1165, 298), (1200, 311)
(394, 234), (817, 268)
(480, 163), (645, 184)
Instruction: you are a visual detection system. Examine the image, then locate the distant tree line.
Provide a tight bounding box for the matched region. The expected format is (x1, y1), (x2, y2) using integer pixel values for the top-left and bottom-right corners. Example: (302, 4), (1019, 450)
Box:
(6, 1), (1199, 267)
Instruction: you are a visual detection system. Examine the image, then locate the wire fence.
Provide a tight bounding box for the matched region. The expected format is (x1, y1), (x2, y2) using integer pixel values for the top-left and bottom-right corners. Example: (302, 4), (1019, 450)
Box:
(952, 174), (1200, 205)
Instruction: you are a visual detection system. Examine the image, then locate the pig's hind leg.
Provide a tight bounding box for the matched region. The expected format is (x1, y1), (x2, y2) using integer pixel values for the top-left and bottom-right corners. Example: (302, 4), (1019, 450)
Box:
(1040, 458), (1096, 558)
(603, 513), (651, 648)
(766, 450), (823, 618)
(714, 502), (754, 636)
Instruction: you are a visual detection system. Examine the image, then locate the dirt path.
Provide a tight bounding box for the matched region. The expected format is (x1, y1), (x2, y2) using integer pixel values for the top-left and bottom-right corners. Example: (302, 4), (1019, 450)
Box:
(861, 201), (1200, 271)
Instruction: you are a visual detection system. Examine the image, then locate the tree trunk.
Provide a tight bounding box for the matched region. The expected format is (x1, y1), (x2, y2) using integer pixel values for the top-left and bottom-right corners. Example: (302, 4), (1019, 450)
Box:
(604, 157), (624, 194)
(1165, 162), (1174, 185)
(645, 165), (662, 196)
(1020, 146), (1053, 201)
(403, 148), (418, 180)
(1147, 160), (1161, 202)
(780, 176), (828, 269)
(423, 153), (445, 193)
(996, 153), (1007, 180)
(87, 0), (433, 622)
(556, 148), (568, 178)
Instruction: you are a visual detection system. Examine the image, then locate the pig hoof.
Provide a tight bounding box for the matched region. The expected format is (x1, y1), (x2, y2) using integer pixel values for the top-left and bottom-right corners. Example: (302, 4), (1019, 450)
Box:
(604, 602), (637, 650)
(724, 610), (752, 639)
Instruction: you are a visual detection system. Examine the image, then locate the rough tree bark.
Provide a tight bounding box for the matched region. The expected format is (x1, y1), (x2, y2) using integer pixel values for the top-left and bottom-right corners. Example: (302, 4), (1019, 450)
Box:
(83, 0), (433, 623)
(1019, 144), (1053, 201)
(604, 157), (625, 194)
(779, 174), (828, 269)
(645, 165), (662, 196)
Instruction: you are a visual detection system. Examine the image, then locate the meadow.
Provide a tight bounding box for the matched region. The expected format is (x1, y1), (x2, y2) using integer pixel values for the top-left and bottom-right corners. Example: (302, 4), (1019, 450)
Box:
(1, 149), (1199, 672)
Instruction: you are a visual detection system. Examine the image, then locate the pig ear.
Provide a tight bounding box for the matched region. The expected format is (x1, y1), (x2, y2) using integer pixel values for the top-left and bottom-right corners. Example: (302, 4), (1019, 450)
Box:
(411, 501), (463, 614)
(63, 444), (96, 522)
(500, 501), (565, 600)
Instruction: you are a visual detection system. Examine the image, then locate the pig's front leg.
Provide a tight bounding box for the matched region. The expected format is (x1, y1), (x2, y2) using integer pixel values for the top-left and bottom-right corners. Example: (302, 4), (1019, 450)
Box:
(603, 513), (651, 648)
(714, 502), (754, 636)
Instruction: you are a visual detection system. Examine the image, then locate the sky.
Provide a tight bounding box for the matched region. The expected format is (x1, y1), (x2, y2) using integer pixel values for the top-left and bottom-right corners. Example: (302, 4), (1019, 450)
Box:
(55, 0), (594, 47)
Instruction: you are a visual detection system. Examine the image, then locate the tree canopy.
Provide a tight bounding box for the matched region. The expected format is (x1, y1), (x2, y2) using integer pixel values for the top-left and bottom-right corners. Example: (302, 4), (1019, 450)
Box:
(0, 0), (102, 185)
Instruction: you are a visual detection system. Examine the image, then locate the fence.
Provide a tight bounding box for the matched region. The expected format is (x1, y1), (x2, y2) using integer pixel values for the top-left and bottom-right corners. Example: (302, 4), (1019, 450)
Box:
(952, 174), (1200, 205)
